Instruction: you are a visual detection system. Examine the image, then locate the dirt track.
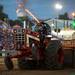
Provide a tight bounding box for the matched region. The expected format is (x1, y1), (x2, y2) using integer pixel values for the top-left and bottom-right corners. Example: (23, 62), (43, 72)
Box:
(0, 58), (75, 75)
(0, 69), (75, 75)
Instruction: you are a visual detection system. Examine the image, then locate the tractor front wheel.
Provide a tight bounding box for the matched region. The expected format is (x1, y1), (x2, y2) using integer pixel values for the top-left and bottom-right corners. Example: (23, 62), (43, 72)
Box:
(17, 57), (34, 69)
(4, 56), (14, 70)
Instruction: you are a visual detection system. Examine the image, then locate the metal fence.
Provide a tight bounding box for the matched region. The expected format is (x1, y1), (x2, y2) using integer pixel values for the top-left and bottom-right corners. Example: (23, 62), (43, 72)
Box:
(45, 19), (72, 29)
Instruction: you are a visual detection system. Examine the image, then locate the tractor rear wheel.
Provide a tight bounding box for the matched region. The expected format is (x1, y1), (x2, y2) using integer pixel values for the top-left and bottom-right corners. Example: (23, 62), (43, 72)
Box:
(45, 40), (63, 69)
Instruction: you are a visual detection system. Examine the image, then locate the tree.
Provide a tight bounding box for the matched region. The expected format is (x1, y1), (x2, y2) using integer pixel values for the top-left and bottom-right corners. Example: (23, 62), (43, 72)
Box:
(58, 12), (70, 20)
(17, 16), (32, 28)
(0, 4), (8, 21)
(18, 16), (29, 21)
(9, 19), (24, 27)
(0, 4), (3, 13)
(9, 19), (15, 27)
(14, 19), (23, 26)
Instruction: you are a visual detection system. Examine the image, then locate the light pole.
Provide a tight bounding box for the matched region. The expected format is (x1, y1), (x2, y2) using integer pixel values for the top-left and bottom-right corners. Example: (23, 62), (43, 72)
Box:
(55, 3), (63, 35)
(72, 12), (75, 19)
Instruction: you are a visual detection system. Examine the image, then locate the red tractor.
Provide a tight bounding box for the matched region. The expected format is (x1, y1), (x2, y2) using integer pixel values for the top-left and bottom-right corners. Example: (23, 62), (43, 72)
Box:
(4, 22), (64, 70)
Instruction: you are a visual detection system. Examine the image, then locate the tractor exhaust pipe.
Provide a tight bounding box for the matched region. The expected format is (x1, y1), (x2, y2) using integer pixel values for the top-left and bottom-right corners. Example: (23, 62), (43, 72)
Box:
(25, 9), (40, 23)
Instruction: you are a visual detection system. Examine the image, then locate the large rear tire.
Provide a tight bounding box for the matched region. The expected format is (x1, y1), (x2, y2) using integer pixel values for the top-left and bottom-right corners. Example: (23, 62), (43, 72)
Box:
(45, 40), (63, 69)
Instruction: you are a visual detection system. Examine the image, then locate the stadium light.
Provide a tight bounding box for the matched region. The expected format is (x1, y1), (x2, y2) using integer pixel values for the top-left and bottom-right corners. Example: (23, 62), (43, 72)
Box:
(55, 3), (63, 10)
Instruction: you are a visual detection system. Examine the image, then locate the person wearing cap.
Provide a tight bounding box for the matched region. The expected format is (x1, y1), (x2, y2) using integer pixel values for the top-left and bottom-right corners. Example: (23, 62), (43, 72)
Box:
(38, 24), (51, 68)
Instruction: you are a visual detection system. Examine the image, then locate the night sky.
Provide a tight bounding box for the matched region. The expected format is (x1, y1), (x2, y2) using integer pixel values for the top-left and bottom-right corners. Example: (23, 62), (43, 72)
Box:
(0, 0), (75, 20)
